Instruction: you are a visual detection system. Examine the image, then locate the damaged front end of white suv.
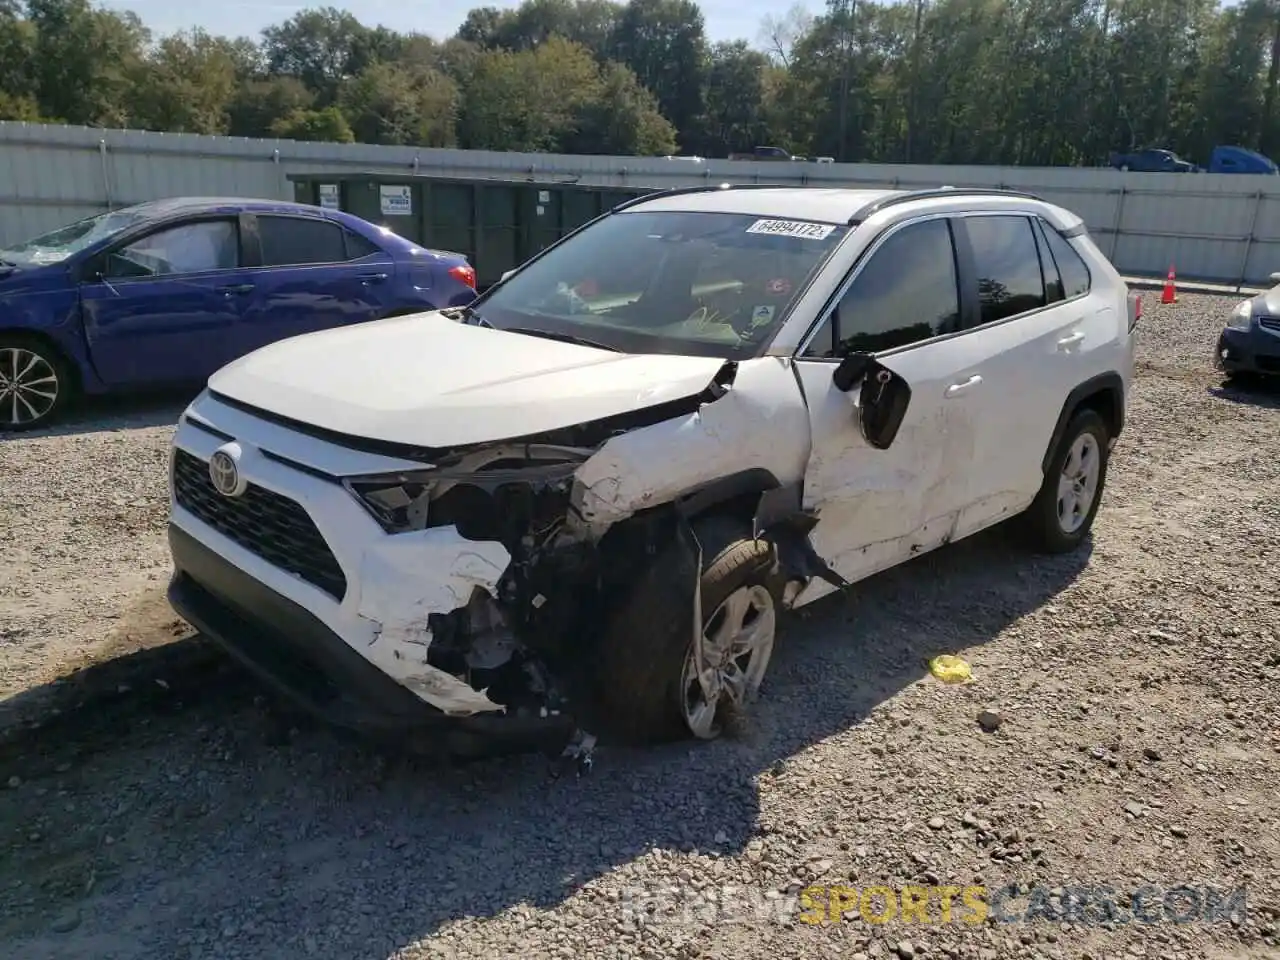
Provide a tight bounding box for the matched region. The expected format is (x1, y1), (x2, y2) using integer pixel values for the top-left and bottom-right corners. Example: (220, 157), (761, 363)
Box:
(165, 193), (898, 760)
(323, 356), (847, 757)
(166, 340), (859, 763)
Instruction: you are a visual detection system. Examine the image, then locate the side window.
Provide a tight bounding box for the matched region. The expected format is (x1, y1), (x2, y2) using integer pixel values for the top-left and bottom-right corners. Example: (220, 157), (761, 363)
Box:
(801, 218), (960, 358)
(104, 220), (238, 279)
(1037, 218), (1091, 300)
(1032, 219), (1064, 303)
(257, 216), (348, 267)
(963, 215), (1046, 325)
(343, 230), (383, 259)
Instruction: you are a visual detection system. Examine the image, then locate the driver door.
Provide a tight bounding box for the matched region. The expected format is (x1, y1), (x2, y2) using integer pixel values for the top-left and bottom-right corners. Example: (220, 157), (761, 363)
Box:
(791, 216), (984, 602)
(80, 215), (253, 387)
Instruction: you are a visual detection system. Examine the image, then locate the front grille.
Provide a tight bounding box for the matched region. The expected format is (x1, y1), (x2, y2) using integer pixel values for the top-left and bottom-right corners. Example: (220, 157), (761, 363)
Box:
(172, 448), (347, 600)
(1259, 316), (1280, 332)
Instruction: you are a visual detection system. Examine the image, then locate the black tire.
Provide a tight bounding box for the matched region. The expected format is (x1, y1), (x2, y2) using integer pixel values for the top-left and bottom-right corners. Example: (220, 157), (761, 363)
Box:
(0, 334), (75, 432)
(1021, 408), (1110, 554)
(592, 517), (783, 745)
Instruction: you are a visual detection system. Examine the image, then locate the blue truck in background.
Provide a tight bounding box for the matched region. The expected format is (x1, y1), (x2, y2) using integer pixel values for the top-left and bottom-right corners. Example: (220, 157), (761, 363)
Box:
(1109, 144), (1279, 173)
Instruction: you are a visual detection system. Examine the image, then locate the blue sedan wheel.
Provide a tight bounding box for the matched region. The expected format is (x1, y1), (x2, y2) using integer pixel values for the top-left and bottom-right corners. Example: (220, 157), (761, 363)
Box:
(0, 341), (64, 430)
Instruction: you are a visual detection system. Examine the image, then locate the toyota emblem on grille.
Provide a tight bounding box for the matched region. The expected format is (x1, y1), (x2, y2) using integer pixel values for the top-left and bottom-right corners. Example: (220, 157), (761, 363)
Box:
(208, 444), (246, 497)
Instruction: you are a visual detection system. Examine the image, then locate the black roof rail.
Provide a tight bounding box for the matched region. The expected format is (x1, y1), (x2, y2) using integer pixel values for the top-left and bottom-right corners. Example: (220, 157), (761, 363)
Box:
(611, 182), (793, 212)
(849, 186), (1046, 224)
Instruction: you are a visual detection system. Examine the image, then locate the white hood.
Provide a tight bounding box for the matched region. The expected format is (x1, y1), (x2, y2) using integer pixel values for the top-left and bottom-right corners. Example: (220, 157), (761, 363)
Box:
(207, 312), (728, 448)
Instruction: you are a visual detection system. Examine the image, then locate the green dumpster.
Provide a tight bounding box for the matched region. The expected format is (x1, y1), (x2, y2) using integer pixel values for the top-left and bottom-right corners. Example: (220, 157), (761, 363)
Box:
(288, 172), (655, 289)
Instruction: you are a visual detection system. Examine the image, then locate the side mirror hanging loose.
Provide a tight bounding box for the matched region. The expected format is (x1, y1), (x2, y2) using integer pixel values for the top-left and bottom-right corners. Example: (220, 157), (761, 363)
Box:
(831, 351), (912, 451)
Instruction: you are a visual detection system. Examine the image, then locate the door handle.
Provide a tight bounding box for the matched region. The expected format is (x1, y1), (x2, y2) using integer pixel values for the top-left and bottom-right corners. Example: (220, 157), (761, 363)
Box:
(1057, 331), (1086, 350)
(358, 272), (389, 284)
(219, 283), (255, 296)
(945, 374), (982, 398)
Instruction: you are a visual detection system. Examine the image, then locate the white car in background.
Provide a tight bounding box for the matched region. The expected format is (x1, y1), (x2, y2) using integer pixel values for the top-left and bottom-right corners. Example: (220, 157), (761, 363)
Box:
(164, 184), (1139, 759)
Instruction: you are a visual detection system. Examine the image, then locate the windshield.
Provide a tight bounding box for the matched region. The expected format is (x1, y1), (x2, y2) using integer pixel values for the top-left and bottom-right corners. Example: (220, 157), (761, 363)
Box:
(0, 207), (150, 266)
(472, 210), (848, 359)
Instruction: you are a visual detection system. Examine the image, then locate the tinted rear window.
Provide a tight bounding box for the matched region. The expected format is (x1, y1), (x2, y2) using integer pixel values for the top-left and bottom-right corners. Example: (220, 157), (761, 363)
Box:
(258, 216), (347, 266)
(963, 215), (1047, 325)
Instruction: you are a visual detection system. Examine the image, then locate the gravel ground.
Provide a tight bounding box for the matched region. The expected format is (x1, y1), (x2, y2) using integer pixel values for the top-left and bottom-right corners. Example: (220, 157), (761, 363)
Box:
(1, 293), (1278, 960)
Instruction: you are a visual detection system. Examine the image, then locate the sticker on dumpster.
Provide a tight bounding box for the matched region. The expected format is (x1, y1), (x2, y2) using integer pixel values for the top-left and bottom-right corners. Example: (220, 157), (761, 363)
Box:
(318, 184), (340, 210)
(380, 185), (412, 216)
(539, 191), (550, 203)
(745, 218), (835, 240)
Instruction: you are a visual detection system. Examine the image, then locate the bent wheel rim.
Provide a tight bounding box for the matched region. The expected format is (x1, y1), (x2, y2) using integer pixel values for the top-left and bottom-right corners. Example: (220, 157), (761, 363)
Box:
(0, 347), (59, 427)
(1056, 432), (1101, 534)
(680, 583), (777, 739)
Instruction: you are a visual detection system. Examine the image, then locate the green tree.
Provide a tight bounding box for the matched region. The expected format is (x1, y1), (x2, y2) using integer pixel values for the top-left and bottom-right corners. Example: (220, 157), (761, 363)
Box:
(270, 104), (355, 142)
(261, 7), (371, 103)
(565, 60), (677, 154)
(129, 29), (238, 134)
(26, 0), (149, 126)
(699, 41), (771, 156)
(339, 61), (458, 146)
(0, 3), (36, 109)
(609, 0), (708, 149)
(228, 76), (316, 138)
(458, 36), (600, 151)
(457, 0), (621, 59)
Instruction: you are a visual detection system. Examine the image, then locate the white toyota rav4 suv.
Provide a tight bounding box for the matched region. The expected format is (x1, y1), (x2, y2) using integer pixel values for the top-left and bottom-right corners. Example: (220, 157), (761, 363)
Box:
(165, 185), (1139, 758)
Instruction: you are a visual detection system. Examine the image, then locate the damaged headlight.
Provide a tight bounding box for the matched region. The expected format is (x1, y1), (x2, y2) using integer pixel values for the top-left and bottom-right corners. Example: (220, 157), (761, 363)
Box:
(344, 444), (597, 536)
(344, 470), (439, 533)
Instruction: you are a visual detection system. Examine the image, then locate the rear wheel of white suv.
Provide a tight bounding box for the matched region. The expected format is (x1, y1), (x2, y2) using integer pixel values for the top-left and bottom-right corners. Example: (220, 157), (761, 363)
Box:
(1021, 408), (1110, 553)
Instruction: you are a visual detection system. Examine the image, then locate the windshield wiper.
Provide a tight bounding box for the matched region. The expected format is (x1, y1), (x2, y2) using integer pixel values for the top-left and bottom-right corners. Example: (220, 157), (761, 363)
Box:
(444, 303), (493, 328)
(504, 326), (622, 352)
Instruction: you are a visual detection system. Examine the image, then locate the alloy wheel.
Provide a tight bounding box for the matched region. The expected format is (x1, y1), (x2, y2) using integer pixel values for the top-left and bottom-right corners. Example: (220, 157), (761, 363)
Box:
(680, 584), (777, 739)
(0, 346), (60, 428)
(1056, 432), (1101, 534)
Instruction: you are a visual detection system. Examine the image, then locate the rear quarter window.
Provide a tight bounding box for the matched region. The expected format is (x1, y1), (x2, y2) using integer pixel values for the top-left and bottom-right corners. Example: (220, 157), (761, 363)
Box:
(1038, 219), (1092, 299)
(343, 230), (383, 259)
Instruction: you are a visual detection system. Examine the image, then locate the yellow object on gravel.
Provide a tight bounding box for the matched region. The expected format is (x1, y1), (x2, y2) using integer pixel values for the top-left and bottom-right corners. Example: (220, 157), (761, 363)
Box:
(928, 655), (972, 683)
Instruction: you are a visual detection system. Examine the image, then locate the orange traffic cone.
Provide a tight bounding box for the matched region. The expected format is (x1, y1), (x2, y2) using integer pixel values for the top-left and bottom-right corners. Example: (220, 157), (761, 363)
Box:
(1161, 264), (1178, 304)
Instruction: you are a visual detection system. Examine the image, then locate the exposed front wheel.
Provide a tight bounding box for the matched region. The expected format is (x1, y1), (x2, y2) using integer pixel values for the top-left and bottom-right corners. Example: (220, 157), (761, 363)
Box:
(594, 518), (782, 744)
(0, 337), (72, 431)
(1021, 408), (1110, 553)
(680, 579), (777, 740)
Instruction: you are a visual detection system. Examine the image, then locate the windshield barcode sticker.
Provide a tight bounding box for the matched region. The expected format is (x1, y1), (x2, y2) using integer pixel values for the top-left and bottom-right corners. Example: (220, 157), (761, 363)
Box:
(745, 219), (836, 240)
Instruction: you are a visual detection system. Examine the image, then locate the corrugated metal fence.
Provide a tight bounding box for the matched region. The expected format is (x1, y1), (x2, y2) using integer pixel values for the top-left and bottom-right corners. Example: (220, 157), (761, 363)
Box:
(4, 120), (1280, 286)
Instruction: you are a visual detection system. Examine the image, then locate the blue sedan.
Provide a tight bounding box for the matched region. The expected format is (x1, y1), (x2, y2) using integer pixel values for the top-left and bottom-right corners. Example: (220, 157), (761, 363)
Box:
(0, 197), (479, 430)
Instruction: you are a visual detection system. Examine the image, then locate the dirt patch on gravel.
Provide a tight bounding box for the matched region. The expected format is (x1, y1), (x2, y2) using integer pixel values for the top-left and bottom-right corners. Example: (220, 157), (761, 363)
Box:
(0, 293), (1277, 960)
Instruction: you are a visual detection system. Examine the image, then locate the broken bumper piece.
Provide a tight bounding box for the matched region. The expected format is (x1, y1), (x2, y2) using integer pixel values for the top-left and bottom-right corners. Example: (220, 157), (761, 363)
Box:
(166, 524), (578, 757)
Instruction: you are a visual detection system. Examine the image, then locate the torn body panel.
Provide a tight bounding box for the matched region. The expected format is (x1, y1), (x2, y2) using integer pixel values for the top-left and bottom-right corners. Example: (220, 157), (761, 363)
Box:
(790, 346), (959, 601)
(568, 357), (812, 532)
(354, 526), (513, 716)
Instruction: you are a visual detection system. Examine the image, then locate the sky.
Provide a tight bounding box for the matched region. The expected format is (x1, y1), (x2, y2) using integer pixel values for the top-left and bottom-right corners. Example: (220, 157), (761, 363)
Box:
(96, 0), (816, 47)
